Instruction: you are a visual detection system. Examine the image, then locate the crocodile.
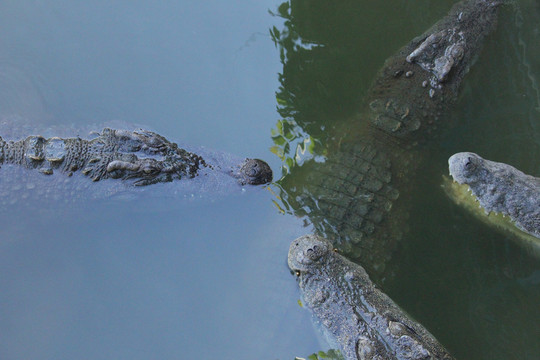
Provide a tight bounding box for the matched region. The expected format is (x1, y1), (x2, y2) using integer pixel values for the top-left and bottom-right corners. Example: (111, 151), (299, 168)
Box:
(0, 127), (272, 187)
(280, 0), (507, 358)
(277, 0), (502, 277)
(288, 234), (455, 360)
(445, 152), (540, 243)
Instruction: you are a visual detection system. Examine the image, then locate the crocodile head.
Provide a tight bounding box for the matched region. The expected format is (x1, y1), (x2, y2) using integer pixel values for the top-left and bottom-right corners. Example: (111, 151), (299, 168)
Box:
(106, 157), (193, 186)
(448, 152), (488, 185)
(445, 152), (540, 242)
(288, 234), (333, 273)
(233, 158), (273, 185)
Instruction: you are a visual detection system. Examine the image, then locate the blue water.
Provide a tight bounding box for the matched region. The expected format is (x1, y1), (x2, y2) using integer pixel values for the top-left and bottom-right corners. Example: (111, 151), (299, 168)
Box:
(0, 1), (321, 359)
(1, 1), (540, 360)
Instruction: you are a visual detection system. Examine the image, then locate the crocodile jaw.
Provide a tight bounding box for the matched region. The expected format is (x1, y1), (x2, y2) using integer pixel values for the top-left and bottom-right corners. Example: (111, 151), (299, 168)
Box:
(442, 175), (513, 226)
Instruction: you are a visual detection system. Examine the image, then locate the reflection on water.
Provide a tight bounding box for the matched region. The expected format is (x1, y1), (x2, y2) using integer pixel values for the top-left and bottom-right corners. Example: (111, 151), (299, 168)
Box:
(0, 1), (322, 359)
(271, 0), (540, 359)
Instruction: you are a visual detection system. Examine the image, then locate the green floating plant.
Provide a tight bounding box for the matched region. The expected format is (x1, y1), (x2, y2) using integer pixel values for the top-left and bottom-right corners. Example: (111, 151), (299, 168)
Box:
(294, 349), (343, 360)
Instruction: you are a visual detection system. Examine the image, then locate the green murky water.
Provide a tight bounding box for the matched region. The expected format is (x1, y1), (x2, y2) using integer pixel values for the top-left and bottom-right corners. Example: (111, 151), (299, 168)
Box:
(0, 1), (539, 359)
(271, 0), (540, 359)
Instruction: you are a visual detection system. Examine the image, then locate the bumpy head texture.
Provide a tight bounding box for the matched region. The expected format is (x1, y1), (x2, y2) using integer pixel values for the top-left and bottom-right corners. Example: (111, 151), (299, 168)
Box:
(449, 152), (540, 238)
(288, 234), (455, 359)
(71, 128), (213, 186)
(288, 234), (333, 273)
(0, 128), (274, 187)
(234, 158), (272, 185)
(448, 152), (487, 184)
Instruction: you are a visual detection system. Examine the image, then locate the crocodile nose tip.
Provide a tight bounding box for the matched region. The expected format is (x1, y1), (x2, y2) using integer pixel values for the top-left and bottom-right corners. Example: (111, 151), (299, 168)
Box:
(241, 159), (272, 185)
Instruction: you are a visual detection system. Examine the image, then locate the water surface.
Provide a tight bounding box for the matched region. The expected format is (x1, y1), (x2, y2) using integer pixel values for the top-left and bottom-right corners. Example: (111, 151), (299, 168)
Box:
(1, 1), (540, 360)
(271, 1), (540, 359)
(0, 1), (321, 359)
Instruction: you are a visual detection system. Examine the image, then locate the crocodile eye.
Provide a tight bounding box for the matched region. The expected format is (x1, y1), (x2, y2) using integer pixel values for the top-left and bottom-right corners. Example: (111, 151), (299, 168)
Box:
(295, 270), (301, 276)
(142, 165), (160, 175)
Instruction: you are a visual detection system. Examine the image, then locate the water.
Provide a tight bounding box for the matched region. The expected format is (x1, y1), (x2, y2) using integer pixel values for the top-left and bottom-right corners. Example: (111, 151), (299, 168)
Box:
(271, 0), (540, 359)
(0, 1), (320, 359)
(1, 1), (539, 360)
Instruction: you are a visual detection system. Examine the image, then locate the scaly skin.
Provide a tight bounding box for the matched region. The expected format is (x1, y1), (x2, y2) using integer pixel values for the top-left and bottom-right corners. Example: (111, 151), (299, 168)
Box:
(447, 152), (540, 240)
(288, 235), (455, 360)
(279, 0), (501, 275)
(363, 0), (500, 143)
(285, 1), (503, 358)
(0, 128), (272, 186)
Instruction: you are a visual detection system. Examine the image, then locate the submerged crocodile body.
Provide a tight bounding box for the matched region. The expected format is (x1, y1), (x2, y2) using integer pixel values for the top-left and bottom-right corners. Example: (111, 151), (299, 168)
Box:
(288, 235), (455, 360)
(279, 0), (501, 276)
(283, 0), (504, 358)
(446, 152), (540, 241)
(0, 128), (272, 187)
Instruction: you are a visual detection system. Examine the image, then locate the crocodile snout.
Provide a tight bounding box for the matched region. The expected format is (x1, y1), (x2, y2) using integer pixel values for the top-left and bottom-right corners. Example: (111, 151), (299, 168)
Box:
(448, 152), (482, 184)
(288, 234), (332, 273)
(238, 158), (273, 185)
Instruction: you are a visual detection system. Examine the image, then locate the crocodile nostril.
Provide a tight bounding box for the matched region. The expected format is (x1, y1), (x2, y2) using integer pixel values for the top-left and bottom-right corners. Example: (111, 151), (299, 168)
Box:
(239, 159), (272, 185)
(464, 157), (474, 170)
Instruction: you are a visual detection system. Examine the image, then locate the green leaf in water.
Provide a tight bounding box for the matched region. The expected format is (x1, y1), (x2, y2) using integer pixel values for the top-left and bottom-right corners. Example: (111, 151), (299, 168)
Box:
(278, 2), (290, 17)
